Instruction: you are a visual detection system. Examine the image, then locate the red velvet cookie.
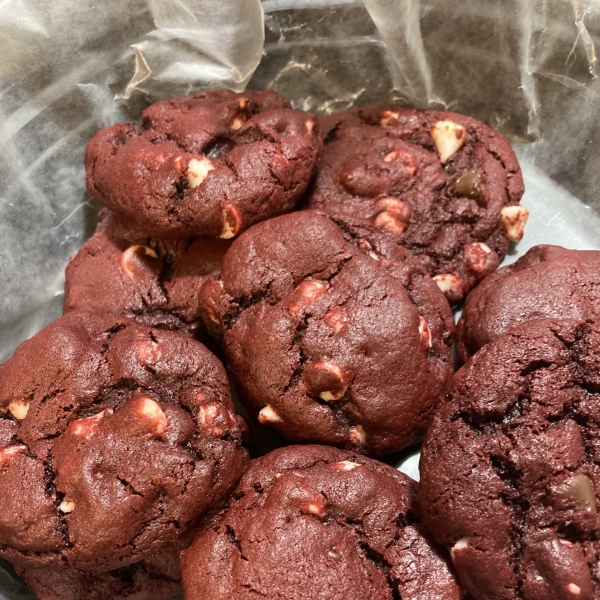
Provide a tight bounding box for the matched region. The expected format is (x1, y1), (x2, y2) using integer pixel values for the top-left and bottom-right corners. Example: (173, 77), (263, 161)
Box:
(456, 245), (600, 362)
(420, 318), (600, 599)
(64, 210), (230, 339)
(181, 445), (462, 600)
(305, 104), (526, 303)
(85, 89), (320, 238)
(0, 312), (248, 572)
(200, 211), (455, 456)
(16, 545), (182, 600)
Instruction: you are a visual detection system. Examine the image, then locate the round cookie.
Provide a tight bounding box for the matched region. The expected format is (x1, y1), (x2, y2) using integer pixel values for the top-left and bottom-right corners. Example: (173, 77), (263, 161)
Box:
(85, 89), (320, 238)
(420, 318), (600, 600)
(181, 444), (462, 600)
(15, 517), (206, 599)
(0, 311), (248, 572)
(64, 210), (231, 339)
(199, 210), (455, 456)
(305, 104), (527, 303)
(456, 245), (600, 362)
(16, 549), (181, 600)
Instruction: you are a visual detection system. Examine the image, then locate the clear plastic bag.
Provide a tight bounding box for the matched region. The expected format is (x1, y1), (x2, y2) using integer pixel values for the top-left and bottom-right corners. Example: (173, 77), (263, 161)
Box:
(2, 0), (600, 597)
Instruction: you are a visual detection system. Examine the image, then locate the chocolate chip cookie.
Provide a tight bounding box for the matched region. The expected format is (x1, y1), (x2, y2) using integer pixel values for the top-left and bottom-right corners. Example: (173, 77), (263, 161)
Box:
(64, 210), (231, 339)
(85, 89), (320, 238)
(0, 311), (248, 572)
(420, 318), (600, 599)
(456, 245), (600, 362)
(181, 444), (462, 600)
(200, 210), (455, 456)
(305, 104), (526, 302)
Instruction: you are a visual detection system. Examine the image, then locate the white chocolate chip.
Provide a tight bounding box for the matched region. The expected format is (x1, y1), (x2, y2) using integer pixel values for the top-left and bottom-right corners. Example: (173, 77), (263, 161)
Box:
(231, 116), (245, 131)
(237, 98), (247, 108)
(358, 241), (380, 262)
(136, 340), (163, 367)
(8, 399), (29, 421)
(187, 157), (215, 189)
(373, 211), (407, 235)
(70, 409), (113, 437)
(198, 403), (228, 436)
(433, 274), (458, 292)
(560, 540), (574, 547)
(120, 245), (159, 279)
(0, 445), (26, 467)
(324, 308), (347, 334)
(220, 205), (242, 239)
(380, 110), (399, 128)
(328, 549), (343, 562)
(173, 156), (183, 171)
(499, 206), (529, 242)
(305, 502), (326, 516)
(258, 405), (283, 424)
(59, 499), (75, 514)
(298, 280), (327, 300)
(382, 150), (417, 176)
(433, 273), (463, 302)
(303, 361), (347, 401)
(464, 242), (498, 278)
(305, 120), (314, 134)
(567, 583), (581, 596)
(333, 461), (361, 471)
(418, 317), (432, 349)
(206, 307), (221, 325)
(373, 197), (411, 235)
(431, 120), (466, 163)
(288, 280), (328, 313)
(375, 197), (407, 212)
(136, 398), (168, 435)
(199, 404), (219, 423)
(349, 425), (367, 446)
(450, 537), (470, 561)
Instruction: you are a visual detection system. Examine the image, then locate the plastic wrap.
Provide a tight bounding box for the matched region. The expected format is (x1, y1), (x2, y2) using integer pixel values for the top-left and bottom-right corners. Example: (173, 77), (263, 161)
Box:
(0, 0), (264, 363)
(2, 0), (600, 596)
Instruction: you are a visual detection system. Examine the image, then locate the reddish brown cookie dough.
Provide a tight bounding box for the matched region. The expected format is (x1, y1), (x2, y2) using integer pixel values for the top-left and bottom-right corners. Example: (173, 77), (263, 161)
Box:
(64, 210), (231, 339)
(85, 89), (320, 238)
(181, 444), (461, 600)
(16, 548), (181, 600)
(305, 104), (526, 303)
(0, 312), (248, 572)
(456, 245), (600, 362)
(420, 318), (600, 600)
(14, 517), (207, 599)
(200, 211), (455, 456)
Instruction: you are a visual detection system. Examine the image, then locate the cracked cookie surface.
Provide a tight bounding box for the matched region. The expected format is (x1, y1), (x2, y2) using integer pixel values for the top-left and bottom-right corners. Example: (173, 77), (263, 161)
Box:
(181, 444), (461, 600)
(64, 210), (231, 339)
(85, 89), (320, 238)
(0, 311), (248, 572)
(456, 245), (600, 363)
(420, 318), (600, 600)
(304, 104), (526, 303)
(200, 211), (455, 456)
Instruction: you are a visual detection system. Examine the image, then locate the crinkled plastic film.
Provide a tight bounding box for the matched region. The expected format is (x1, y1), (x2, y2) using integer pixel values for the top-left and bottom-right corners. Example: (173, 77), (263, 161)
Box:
(0, 0), (264, 365)
(2, 0), (600, 597)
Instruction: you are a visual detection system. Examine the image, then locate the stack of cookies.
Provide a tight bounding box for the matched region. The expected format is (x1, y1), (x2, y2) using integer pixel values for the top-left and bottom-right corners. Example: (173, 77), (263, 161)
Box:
(1, 87), (598, 600)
